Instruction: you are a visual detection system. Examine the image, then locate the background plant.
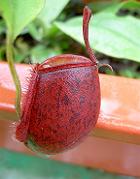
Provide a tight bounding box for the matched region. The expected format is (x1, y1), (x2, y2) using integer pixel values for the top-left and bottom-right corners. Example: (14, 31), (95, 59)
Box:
(0, 0), (139, 77)
(0, 0), (45, 115)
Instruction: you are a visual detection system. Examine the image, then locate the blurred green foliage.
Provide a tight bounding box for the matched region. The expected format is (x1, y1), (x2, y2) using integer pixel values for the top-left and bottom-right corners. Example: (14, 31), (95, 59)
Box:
(56, 1), (140, 62)
(0, 0), (45, 41)
(0, 0), (139, 78)
(0, 149), (137, 179)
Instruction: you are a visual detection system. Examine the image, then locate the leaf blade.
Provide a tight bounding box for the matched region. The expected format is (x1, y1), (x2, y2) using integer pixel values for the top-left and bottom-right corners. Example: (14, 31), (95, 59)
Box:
(38, 0), (70, 27)
(0, 0), (45, 40)
(55, 1), (140, 62)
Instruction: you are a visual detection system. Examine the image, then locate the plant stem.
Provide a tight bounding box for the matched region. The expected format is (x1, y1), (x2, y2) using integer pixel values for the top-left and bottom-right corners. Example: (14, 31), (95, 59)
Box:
(6, 33), (21, 118)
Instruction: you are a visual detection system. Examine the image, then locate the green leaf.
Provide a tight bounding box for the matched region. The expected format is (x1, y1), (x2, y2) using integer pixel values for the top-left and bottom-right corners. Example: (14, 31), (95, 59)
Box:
(0, 20), (6, 35)
(30, 45), (62, 63)
(0, 0), (45, 41)
(27, 21), (44, 41)
(89, 0), (121, 12)
(55, 0), (140, 63)
(103, 0), (140, 13)
(14, 38), (30, 62)
(38, 0), (70, 27)
(119, 69), (140, 78)
(0, 46), (5, 60)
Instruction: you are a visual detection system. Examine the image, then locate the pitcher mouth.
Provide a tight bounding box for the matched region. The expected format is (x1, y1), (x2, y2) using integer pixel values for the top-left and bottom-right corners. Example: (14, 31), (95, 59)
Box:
(33, 54), (97, 73)
(42, 54), (93, 65)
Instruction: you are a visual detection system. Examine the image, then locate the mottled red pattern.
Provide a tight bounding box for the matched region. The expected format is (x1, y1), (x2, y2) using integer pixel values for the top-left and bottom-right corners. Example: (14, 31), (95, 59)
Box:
(16, 7), (101, 154)
(16, 55), (100, 154)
